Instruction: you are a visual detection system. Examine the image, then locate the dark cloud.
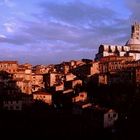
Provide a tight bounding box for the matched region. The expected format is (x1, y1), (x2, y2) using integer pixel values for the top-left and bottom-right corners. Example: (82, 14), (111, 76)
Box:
(124, 0), (140, 21)
(38, 1), (117, 27)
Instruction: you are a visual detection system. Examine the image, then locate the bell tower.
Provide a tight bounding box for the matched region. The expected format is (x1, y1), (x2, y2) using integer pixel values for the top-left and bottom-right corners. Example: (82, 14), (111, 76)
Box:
(131, 22), (140, 40)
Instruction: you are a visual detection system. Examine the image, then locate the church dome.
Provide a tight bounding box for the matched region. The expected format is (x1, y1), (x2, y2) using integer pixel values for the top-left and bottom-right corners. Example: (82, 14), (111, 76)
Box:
(126, 38), (140, 46)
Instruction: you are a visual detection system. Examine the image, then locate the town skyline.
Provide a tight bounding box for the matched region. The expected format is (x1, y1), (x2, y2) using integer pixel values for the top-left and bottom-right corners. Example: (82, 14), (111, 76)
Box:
(0, 0), (139, 65)
(0, 21), (140, 139)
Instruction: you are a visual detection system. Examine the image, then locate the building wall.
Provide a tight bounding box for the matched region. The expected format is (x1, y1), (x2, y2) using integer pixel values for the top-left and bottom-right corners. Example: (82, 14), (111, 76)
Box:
(72, 79), (82, 88)
(90, 62), (100, 75)
(33, 93), (52, 105)
(99, 56), (133, 74)
(0, 61), (18, 73)
(95, 45), (130, 61)
(49, 73), (57, 87)
(129, 52), (140, 60)
(71, 62), (99, 78)
(44, 73), (64, 88)
(136, 67), (140, 85)
(98, 74), (108, 85)
(65, 73), (76, 81)
(12, 67), (32, 94)
(31, 74), (44, 92)
(55, 83), (64, 91)
(104, 109), (118, 128)
(3, 100), (22, 111)
(72, 92), (87, 102)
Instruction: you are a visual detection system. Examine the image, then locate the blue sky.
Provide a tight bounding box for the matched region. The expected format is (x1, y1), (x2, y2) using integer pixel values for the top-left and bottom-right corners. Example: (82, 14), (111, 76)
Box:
(0, 0), (139, 65)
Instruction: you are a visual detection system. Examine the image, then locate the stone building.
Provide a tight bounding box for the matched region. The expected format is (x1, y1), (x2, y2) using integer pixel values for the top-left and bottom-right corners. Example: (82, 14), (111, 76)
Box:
(99, 56), (133, 74)
(3, 96), (22, 111)
(83, 105), (118, 128)
(72, 91), (87, 103)
(13, 64), (32, 94)
(95, 22), (140, 61)
(55, 62), (70, 74)
(73, 103), (118, 128)
(64, 79), (82, 91)
(31, 74), (44, 92)
(71, 61), (99, 79)
(126, 23), (140, 60)
(95, 44), (130, 60)
(32, 64), (53, 74)
(43, 73), (64, 88)
(0, 61), (18, 73)
(33, 91), (52, 105)
(65, 73), (76, 81)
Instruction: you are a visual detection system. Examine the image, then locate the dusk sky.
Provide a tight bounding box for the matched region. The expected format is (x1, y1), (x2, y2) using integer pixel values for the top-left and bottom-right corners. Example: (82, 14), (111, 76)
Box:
(0, 0), (139, 65)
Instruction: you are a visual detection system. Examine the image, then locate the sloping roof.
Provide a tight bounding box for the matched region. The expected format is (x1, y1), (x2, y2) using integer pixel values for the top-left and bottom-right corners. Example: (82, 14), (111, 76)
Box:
(33, 91), (51, 95)
(126, 38), (140, 45)
(0, 61), (18, 64)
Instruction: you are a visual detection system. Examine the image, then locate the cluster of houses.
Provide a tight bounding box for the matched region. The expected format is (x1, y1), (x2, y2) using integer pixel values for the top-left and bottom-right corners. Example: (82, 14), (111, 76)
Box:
(0, 59), (119, 128)
(1, 23), (140, 129)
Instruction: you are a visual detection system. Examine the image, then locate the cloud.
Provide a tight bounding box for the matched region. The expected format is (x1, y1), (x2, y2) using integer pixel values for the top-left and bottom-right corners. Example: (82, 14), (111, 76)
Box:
(38, 1), (117, 27)
(4, 22), (15, 33)
(0, 0), (133, 64)
(124, 0), (140, 22)
(36, 1), (131, 44)
(0, 34), (7, 38)
(4, 0), (15, 7)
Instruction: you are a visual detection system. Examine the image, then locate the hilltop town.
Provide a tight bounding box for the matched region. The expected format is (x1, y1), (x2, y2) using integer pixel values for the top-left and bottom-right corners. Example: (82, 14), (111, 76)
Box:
(1, 23), (140, 139)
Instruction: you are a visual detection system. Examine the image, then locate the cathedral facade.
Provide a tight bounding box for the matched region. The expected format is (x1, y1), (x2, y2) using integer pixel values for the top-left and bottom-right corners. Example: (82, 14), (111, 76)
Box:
(95, 22), (140, 61)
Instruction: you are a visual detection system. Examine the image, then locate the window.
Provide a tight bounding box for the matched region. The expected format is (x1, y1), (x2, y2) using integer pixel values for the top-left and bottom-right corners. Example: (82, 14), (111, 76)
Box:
(80, 94), (84, 97)
(16, 106), (19, 110)
(5, 107), (8, 110)
(113, 114), (116, 118)
(136, 26), (139, 30)
(10, 106), (13, 110)
(5, 101), (8, 104)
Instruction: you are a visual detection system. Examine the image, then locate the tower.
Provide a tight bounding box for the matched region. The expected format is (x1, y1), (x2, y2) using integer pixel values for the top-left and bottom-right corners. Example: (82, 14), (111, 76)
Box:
(131, 22), (140, 40)
(125, 22), (140, 51)
(126, 22), (140, 60)
(95, 23), (140, 61)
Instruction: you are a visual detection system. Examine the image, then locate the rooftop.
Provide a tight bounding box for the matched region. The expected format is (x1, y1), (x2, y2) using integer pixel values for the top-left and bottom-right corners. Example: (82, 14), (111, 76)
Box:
(0, 61), (18, 64)
(126, 38), (140, 46)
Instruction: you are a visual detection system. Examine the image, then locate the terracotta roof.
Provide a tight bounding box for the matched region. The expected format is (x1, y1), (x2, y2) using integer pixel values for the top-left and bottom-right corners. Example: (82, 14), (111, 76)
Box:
(33, 91), (51, 95)
(15, 78), (24, 81)
(0, 61), (18, 64)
